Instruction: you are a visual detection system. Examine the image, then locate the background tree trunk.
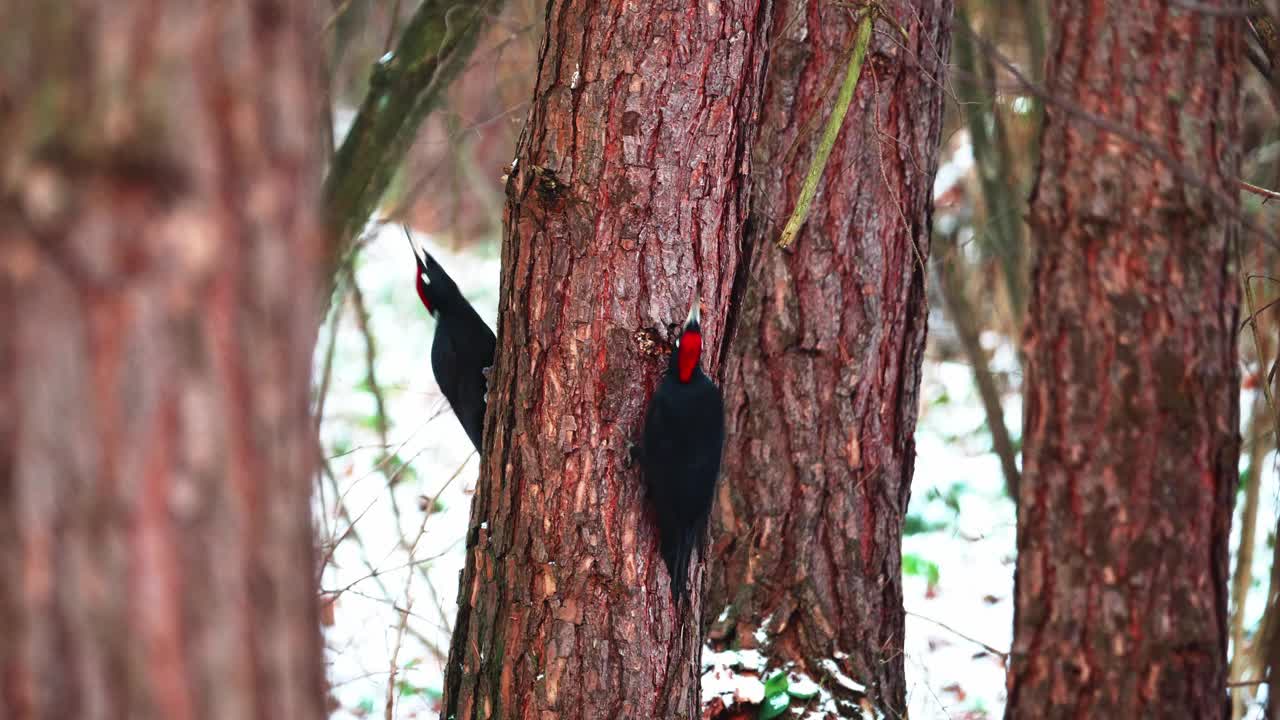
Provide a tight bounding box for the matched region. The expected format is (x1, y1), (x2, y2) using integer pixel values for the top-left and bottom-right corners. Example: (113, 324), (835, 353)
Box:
(441, 1), (773, 718)
(1005, 1), (1241, 717)
(0, 3), (327, 719)
(701, 1), (951, 714)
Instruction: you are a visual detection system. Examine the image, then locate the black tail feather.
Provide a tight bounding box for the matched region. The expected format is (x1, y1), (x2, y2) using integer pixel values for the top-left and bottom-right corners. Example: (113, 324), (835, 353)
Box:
(663, 527), (697, 604)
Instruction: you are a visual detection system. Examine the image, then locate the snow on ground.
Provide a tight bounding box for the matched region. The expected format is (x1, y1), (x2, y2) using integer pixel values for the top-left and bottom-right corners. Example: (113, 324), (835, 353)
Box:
(317, 222), (1279, 719)
(903, 358), (1018, 718)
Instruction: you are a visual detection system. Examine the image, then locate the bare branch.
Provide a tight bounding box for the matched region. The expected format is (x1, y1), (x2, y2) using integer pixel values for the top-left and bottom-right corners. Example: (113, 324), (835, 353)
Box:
(961, 23), (1280, 249)
(906, 610), (1009, 659)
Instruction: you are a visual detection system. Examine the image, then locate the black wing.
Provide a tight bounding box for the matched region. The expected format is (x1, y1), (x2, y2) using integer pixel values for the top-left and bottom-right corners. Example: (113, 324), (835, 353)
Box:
(640, 373), (725, 599)
(431, 300), (496, 453)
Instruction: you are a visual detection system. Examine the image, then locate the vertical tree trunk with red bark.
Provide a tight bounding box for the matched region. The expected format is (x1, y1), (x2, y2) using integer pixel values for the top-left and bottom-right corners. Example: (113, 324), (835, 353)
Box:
(441, 2), (773, 718)
(700, 1), (951, 714)
(0, 3), (327, 719)
(1005, 2), (1241, 717)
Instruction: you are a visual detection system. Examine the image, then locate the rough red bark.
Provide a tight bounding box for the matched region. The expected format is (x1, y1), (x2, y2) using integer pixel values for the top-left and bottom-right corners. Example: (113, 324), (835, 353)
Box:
(0, 3), (327, 719)
(440, 1), (773, 718)
(1005, 2), (1241, 717)
(700, 1), (951, 714)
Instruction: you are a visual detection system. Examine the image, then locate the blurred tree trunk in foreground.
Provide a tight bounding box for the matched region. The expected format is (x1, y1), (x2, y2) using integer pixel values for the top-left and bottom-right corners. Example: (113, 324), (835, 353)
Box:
(0, 3), (327, 719)
(702, 1), (950, 714)
(440, 0), (772, 717)
(1006, 1), (1241, 717)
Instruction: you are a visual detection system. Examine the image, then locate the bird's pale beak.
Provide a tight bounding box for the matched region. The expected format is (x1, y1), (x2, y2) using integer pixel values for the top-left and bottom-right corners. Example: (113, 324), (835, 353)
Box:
(684, 296), (701, 330)
(403, 225), (428, 265)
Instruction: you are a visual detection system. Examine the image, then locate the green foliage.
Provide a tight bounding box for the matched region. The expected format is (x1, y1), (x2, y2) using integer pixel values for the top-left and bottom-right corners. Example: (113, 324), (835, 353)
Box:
(758, 692), (790, 720)
(925, 484), (966, 515)
(395, 660), (440, 700)
(397, 680), (422, 697)
(903, 553), (941, 587)
(757, 672), (791, 720)
(904, 513), (948, 536)
(906, 483), (968, 536)
(396, 680), (442, 699)
(387, 453), (418, 484)
(764, 671), (789, 696)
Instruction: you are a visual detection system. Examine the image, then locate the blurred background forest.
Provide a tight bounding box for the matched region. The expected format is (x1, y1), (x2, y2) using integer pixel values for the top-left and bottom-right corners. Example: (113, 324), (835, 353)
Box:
(310, 0), (1276, 718)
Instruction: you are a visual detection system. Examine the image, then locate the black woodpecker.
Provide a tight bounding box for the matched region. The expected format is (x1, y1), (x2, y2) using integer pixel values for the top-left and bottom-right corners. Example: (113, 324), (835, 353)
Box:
(405, 229), (497, 452)
(638, 297), (726, 603)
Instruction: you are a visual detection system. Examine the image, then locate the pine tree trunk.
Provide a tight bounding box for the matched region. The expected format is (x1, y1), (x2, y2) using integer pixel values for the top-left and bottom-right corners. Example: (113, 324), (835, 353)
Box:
(441, 2), (774, 718)
(701, 1), (951, 714)
(0, 3), (327, 719)
(1005, 2), (1241, 717)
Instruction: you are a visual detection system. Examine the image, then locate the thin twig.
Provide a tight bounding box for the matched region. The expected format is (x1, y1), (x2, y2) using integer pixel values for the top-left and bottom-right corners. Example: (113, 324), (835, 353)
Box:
(1247, 514), (1280, 713)
(337, 587), (442, 631)
(325, 455), (472, 599)
(1169, 0), (1263, 17)
(1230, 390), (1269, 718)
(933, 236), (1021, 498)
(1240, 178), (1280, 203)
(333, 419), (435, 521)
(347, 264), (393, 450)
(385, 601), (411, 720)
(383, 454), (472, 719)
(347, 261), (422, 552)
(403, 456), (475, 566)
(314, 276), (349, 432)
(905, 610), (1009, 659)
(1242, 275), (1280, 460)
(1239, 293), (1280, 330)
(317, 461), (398, 598)
(323, 539), (463, 607)
(323, 0), (356, 32)
(964, 24), (1280, 250)
(1239, 267), (1280, 720)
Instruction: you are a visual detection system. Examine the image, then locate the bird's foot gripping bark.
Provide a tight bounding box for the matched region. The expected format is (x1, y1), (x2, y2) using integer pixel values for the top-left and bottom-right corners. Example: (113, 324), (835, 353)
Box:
(481, 366), (493, 403)
(625, 441), (643, 469)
